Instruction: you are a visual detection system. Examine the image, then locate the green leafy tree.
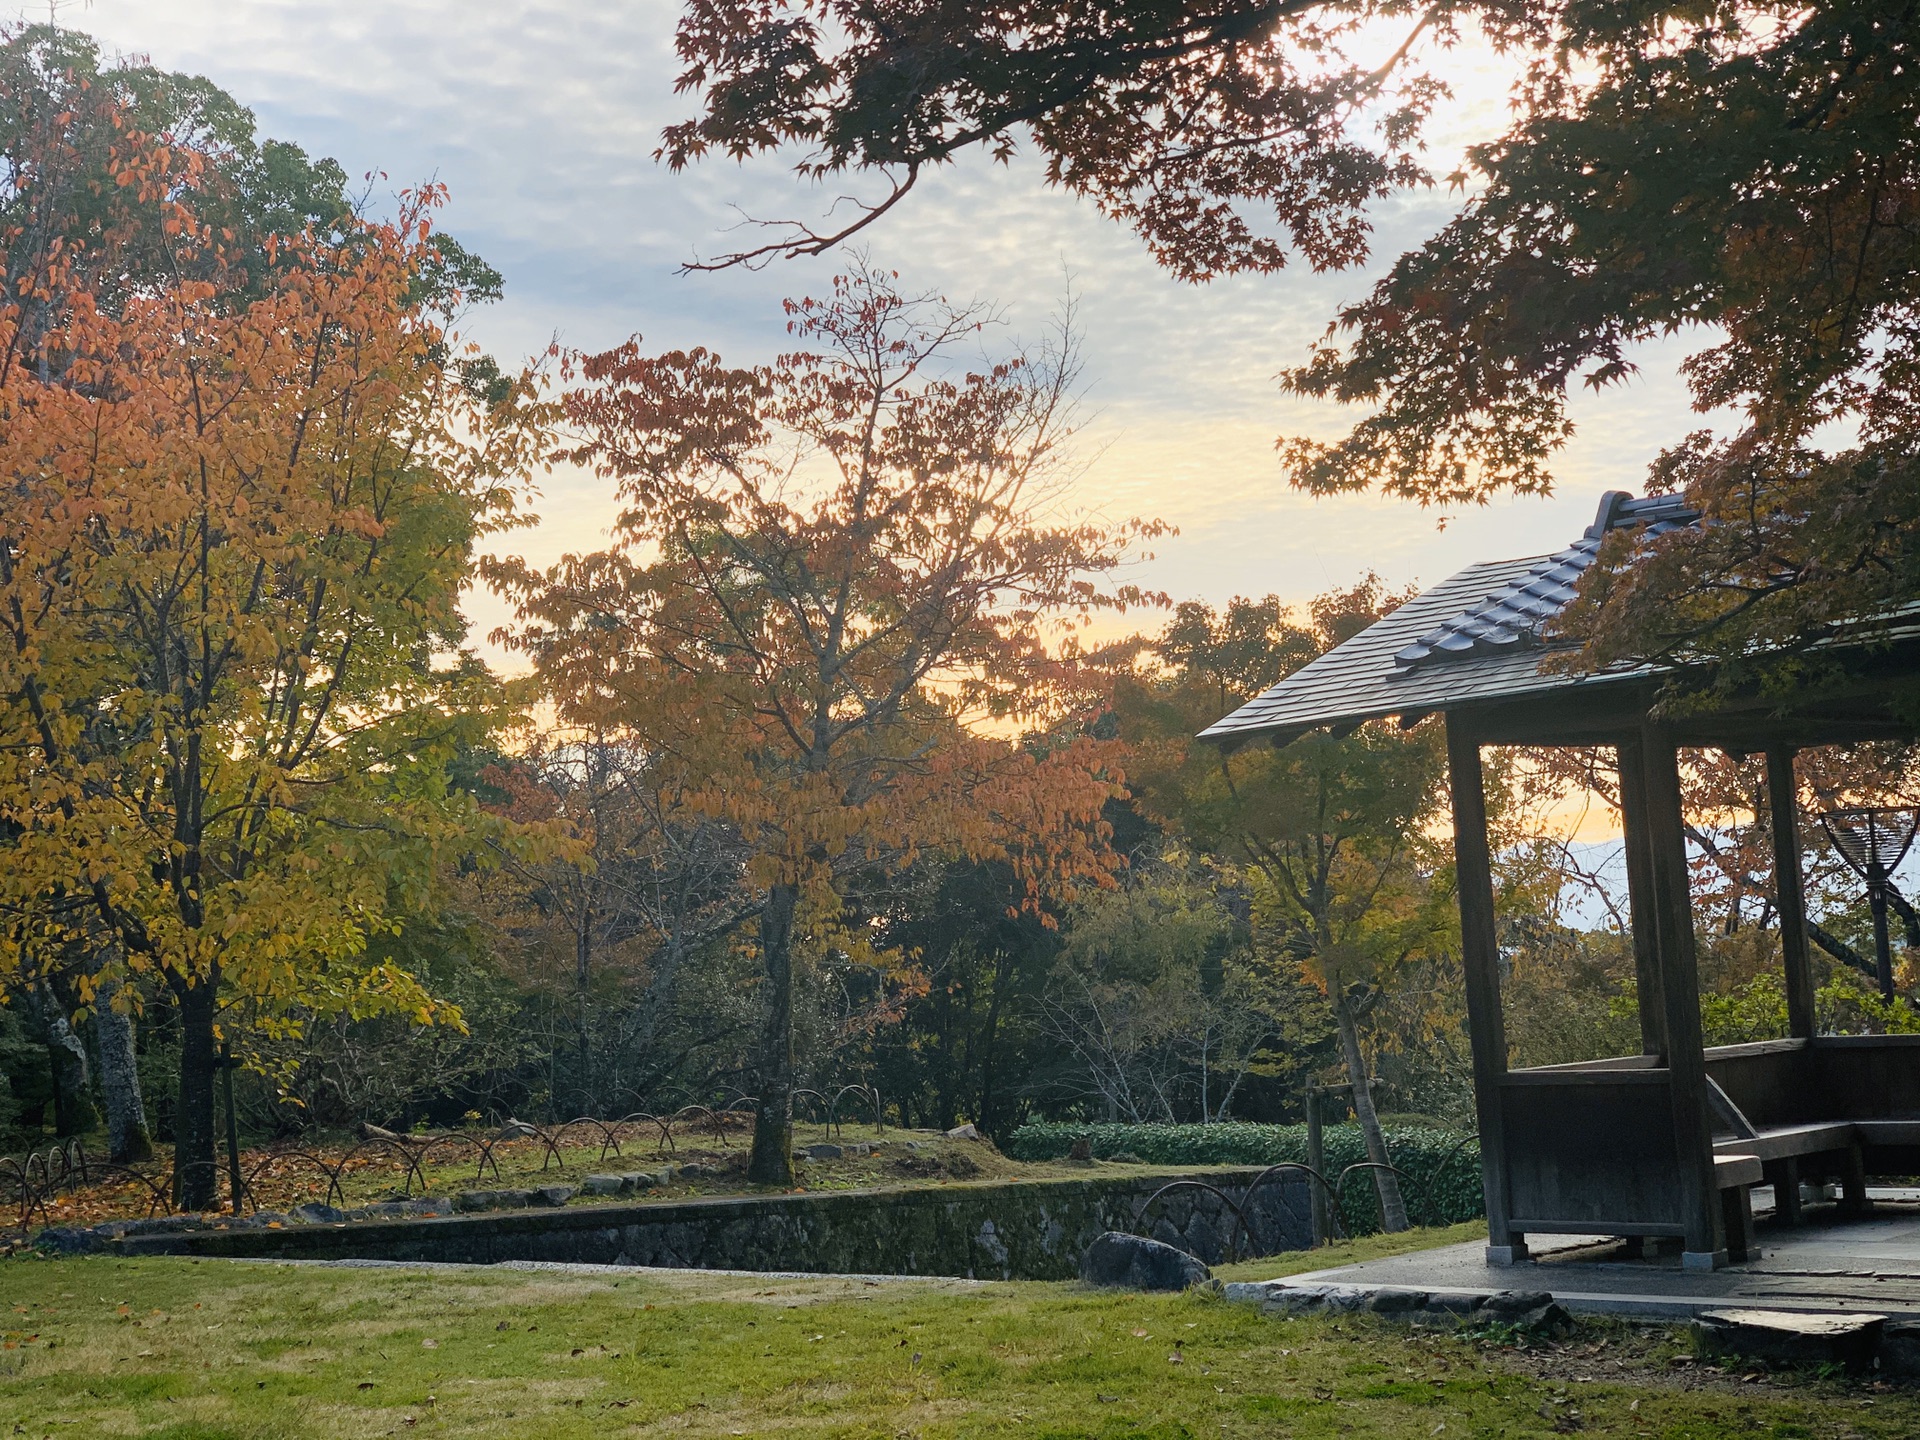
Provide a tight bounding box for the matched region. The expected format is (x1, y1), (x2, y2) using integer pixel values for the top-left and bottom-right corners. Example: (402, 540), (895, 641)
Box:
(1119, 581), (1448, 1230)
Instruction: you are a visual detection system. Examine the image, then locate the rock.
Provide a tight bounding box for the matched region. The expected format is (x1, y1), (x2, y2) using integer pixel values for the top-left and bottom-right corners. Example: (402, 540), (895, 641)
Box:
(677, 1163), (718, 1180)
(34, 1226), (106, 1255)
(1079, 1231), (1211, 1292)
(1478, 1290), (1571, 1333)
(529, 1185), (575, 1207)
(1693, 1309), (1885, 1373)
(495, 1188), (534, 1208)
(620, 1172), (657, 1191)
(359, 1122), (405, 1141)
(1877, 1318), (1920, 1379)
(497, 1117), (541, 1139)
(1109, 1151), (1146, 1165)
(1367, 1288), (1431, 1314)
(291, 1202), (347, 1224)
(945, 1123), (982, 1141)
(1067, 1138), (1094, 1163)
(582, 1174), (630, 1197)
(1222, 1280), (1287, 1305)
(407, 1197), (454, 1217)
(805, 1144), (844, 1161)
(453, 1190), (499, 1213)
(1256, 1283), (1368, 1316)
(242, 1211), (290, 1228)
(1479, 1289), (1553, 1316)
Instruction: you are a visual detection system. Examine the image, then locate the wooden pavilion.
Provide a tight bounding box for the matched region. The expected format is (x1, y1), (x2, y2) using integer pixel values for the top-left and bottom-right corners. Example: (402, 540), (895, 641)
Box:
(1202, 491), (1920, 1271)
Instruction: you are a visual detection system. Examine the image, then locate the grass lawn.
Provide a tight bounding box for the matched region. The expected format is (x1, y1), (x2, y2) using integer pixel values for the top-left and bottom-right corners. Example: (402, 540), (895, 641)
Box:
(4, 1231), (1915, 1439)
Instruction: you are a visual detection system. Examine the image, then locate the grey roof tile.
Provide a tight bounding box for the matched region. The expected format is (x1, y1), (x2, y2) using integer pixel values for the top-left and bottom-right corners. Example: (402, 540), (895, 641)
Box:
(1198, 491), (1697, 744)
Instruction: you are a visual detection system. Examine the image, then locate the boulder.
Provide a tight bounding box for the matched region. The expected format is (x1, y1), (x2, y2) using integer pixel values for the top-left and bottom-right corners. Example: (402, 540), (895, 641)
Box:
(945, 1123), (982, 1141)
(805, 1144), (843, 1161)
(1479, 1290), (1571, 1332)
(1367, 1288), (1431, 1314)
(1877, 1318), (1920, 1379)
(1693, 1309), (1885, 1373)
(581, 1174), (629, 1197)
(34, 1226), (106, 1256)
(1256, 1283), (1368, 1316)
(291, 1202), (348, 1224)
(529, 1185), (575, 1207)
(619, 1172), (658, 1191)
(1079, 1231), (1211, 1292)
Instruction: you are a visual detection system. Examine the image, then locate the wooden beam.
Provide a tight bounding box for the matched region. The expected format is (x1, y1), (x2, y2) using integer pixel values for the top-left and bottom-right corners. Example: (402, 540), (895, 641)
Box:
(1617, 736), (1669, 1058)
(1767, 746), (1817, 1041)
(1639, 727), (1726, 1268)
(1446, 716), (1522, 1262)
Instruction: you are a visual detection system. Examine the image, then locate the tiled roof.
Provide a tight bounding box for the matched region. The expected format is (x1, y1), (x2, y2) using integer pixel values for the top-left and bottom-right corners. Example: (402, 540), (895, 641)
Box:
(1197, 491), (1693, 745)
(1392, 491), (1697, 671)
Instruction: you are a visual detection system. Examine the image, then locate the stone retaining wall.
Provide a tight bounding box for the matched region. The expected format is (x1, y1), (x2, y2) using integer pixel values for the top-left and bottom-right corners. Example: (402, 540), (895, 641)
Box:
(106, 1168), (1312, 1280)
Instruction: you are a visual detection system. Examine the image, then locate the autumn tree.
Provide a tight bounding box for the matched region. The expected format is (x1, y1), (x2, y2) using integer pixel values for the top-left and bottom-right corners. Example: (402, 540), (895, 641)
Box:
(667, 2), (1920, 672)
(0, 84), (534, 1205)
(490, 264), (1156, 1183)
(1118, 582), (1450, 1230)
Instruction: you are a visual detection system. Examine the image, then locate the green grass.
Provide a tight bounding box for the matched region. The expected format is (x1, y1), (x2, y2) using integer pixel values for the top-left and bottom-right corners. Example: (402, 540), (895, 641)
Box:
(2, 1251), (1913, 1438)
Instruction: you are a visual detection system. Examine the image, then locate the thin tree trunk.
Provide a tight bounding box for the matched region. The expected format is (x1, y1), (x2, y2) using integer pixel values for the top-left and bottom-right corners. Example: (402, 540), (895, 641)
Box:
(747, 882), (798, 1186)
(1332, 988), (1408, 1233)
(94, 975), (154, 1163)
(38, 987), (94, 1138)
(172, 975), (221, 1211)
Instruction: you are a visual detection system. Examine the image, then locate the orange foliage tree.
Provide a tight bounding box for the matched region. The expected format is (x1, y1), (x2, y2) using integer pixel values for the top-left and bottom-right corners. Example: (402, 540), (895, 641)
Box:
(0, 106), (536, 1205)
(490, 265), (1161, 1182)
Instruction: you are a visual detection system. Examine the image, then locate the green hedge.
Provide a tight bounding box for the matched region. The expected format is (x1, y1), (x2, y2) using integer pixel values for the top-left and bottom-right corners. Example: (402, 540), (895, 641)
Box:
(1006, 1121), (1483, 1235)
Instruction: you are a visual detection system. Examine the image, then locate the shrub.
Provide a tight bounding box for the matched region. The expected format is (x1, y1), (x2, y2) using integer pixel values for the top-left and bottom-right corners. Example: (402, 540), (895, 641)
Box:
(1006, 1120), (1482, 1234)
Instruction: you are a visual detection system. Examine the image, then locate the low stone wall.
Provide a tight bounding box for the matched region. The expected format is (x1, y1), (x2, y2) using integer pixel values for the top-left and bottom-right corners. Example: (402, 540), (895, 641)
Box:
(105, 1168), (1312, 1280)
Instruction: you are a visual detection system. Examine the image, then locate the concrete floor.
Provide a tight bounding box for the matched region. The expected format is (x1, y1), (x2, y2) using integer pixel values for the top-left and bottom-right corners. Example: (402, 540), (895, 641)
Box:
(1278, 1189), (1920, 1319)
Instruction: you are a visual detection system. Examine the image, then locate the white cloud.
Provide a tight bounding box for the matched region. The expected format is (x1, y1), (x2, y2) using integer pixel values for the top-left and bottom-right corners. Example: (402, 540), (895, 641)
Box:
(75, 0), (1724, 648)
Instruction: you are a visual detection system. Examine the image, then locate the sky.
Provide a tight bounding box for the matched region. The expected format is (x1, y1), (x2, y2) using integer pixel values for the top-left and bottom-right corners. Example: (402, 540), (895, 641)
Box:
(63, 0), (1729, 658)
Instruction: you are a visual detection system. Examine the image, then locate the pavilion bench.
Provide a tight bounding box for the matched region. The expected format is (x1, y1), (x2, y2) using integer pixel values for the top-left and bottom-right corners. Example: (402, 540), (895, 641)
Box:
(1492, 1035), (1920, 1258)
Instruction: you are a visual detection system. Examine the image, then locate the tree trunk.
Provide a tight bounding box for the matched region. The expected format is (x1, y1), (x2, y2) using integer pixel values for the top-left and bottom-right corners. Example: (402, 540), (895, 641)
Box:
(746, 882), (798, 1186)
(1332, 988), (1409, 1233)
(172, 976), (221, 1211)
(38, 988), (95, 1138)
(94, 976), (154, 1163)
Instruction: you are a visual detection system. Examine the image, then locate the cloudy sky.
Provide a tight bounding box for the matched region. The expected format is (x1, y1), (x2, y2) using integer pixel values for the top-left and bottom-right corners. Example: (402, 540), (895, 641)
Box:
(70, 0), (1719, 649)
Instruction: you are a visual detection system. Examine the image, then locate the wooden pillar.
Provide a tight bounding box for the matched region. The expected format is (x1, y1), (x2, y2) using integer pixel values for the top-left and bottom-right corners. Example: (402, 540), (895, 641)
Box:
(1639, 728), (1726, 1269)
(1766, 745), (1816, 1041)
(1446, 716), (1522, 1263)
(1617, 736), (1669, 1058)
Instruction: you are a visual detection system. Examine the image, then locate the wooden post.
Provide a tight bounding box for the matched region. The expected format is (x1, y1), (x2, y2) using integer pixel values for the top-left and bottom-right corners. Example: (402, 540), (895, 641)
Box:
(1766, 745), (1816, 1041)
(1617, 736), (1669, 1058)
(1639, 728), (1725, 1269)
(1305, 1085), (1327, 1246)
(1446, 716), (1522, 1263)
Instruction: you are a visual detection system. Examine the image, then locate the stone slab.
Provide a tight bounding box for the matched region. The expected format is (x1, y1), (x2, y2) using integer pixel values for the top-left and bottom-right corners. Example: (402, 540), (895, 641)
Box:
(1252, 1199), (1920, 1320)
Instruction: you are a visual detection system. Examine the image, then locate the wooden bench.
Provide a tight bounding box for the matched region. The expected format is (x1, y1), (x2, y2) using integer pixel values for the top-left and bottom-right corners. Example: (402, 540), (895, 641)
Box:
(1714, 1153), (1763, 1261)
